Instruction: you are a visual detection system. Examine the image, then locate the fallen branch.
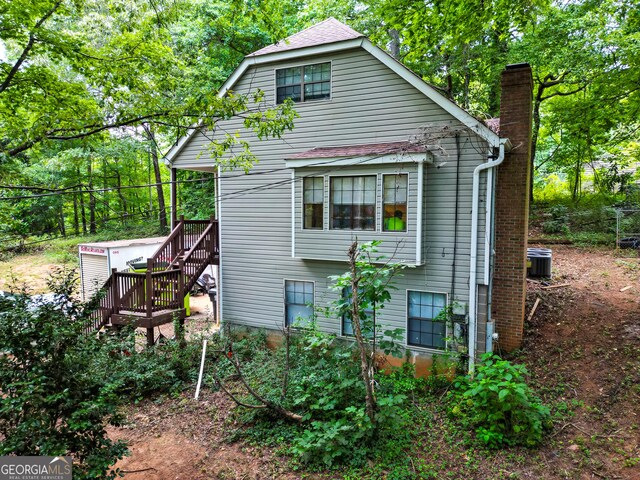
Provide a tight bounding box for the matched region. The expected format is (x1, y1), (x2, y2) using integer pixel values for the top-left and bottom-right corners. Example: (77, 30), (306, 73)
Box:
(211, 331), (304, 423)
(541, 283), (570, 290)
(527, 298), (541, 323)
(620, 285), (633, 292)
(119, 467), (157, 474)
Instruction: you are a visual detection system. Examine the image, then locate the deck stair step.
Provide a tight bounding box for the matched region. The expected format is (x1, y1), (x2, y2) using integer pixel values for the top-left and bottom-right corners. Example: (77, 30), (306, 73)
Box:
(83, 215), (219, 341)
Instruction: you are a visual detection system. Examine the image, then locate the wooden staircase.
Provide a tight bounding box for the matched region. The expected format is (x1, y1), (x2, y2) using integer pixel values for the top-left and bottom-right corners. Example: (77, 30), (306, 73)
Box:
(84, 216), (219, 344)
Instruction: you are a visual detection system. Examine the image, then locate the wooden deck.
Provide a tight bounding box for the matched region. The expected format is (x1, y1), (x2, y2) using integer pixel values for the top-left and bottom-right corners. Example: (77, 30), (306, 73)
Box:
(85, 217), (218, 346)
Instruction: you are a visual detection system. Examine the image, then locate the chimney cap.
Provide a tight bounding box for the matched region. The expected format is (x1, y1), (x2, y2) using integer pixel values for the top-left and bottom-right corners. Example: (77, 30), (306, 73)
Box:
(505, 63), (531, 70)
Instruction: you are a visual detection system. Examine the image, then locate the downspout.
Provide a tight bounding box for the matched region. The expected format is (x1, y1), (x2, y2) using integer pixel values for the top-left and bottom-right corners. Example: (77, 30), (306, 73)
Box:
(468, 138), (507, 374)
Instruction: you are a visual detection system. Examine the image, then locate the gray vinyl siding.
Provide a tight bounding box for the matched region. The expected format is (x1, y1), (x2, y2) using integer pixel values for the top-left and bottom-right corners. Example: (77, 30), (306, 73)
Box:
(170, 47), (491, 352)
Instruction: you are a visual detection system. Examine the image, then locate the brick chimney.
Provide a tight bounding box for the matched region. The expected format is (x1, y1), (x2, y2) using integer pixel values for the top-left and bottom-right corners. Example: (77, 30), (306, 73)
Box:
(492, 63), (533, 351)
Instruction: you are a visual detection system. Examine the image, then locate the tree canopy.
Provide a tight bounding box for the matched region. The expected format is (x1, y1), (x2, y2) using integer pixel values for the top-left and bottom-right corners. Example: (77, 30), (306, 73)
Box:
(0, 0), (638, 246)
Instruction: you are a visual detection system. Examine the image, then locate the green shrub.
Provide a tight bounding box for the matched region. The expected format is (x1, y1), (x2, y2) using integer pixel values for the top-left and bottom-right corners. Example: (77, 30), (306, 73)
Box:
(0, 269), (207, 478)
(0, 274), (127, 479)
(450, 354), (550, 448)
(215, 324), (409, 468)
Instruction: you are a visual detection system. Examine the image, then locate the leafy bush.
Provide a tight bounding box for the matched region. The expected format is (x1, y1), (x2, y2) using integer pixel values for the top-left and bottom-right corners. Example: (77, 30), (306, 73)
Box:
(216, 325), (408, 468)
(0, 275), (127, 479)
(0, 269), (206, 478)
(450, 354), (550, 448)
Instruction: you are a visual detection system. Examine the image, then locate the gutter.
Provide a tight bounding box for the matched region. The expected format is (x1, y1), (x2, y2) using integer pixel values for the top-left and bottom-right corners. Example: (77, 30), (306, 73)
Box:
(468, 138), (507, 374)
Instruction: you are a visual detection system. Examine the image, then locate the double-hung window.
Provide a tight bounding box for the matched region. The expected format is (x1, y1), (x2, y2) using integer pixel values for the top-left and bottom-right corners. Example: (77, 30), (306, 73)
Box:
(303, 177), (323, 229)
(284, 280), (314, 326)
(341, 286), (375, 338)
(383, 174), (408, 232)
(330, 176), (376, 230)
(276, 62), (330, 104)
(407, 291), (447, 349)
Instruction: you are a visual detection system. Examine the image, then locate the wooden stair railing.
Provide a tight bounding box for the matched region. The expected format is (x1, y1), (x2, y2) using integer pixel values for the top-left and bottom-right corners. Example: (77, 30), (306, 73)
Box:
(84, 217), (218, 334)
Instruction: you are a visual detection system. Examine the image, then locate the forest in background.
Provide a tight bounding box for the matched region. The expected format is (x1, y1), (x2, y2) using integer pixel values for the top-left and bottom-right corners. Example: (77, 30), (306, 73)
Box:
(0, 0), (638, 251)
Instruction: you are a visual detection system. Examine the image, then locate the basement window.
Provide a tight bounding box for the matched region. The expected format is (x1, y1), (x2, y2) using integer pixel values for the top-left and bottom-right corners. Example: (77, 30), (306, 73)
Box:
(407, 291), (447, 349)
(284, 280), (314, 327)
(276, 62), (331, 104)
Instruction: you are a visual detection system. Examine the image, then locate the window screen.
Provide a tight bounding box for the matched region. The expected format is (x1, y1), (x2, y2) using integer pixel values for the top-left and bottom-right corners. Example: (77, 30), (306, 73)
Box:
(303, 177), (323, 229)
(276, 62), (330, 104)
(383, 174), (408, 232)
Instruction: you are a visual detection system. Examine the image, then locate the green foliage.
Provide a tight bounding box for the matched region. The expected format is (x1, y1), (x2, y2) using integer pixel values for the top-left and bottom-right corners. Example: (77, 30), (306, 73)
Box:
(450, 354), (551, 448)
(329, 240), (407, 358)
(0, 268), (206, 477)
(217, 324), (409, 468)
(0, 271), (127, 479)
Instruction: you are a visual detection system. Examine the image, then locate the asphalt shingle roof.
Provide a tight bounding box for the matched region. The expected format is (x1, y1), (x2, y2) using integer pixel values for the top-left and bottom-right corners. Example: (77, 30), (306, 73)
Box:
(285, 142), (426, 160)
(248, 18), (364, 57)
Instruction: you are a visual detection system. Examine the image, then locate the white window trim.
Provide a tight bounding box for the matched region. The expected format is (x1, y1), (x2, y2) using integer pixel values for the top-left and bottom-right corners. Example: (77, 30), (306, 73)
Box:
(405, 289), (449, 353)
(283, 278), (316, 328)
(273, 60), (333, 106)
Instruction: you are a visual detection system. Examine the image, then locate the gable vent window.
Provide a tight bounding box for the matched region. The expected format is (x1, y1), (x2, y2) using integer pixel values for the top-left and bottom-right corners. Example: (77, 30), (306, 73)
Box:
(276, 62), (330, 104)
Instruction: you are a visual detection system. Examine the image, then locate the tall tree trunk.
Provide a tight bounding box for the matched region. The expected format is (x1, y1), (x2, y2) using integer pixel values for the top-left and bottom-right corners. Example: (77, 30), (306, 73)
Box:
(388, 29), (400, 59)
(87, 159), (96, 234)
(72, 194), (79, 235)
(77, 166), (87, 235)
(530, 84), (545, 204)
(58, 203), (66, 237)
(143, 123), (168, 230)
(462, 44), (470, 109)
(115, 170), (127, 226)
(102, 159), (108, 228)
(348, 241), (377, 425)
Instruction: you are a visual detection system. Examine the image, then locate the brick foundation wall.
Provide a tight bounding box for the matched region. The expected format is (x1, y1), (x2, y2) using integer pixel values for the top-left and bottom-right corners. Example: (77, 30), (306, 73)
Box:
(492, 64), (533, 351)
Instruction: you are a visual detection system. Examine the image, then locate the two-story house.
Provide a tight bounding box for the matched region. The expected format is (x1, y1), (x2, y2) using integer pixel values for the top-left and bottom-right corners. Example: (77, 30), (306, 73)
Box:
(165, 18), (533, 373)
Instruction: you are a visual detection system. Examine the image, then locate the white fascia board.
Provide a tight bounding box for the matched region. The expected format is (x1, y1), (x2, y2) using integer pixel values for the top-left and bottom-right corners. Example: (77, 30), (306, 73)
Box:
(360, 40), (501, 148)
(284, 152), (432, 169)
(164, 121), (205, 166)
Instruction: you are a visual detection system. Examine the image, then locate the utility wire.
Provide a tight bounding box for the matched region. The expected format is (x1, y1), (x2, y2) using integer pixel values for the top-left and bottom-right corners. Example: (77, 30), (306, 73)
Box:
(0, 205), (183, 253)
(0, 147), (418, 202)
(0, 177), (213, 201)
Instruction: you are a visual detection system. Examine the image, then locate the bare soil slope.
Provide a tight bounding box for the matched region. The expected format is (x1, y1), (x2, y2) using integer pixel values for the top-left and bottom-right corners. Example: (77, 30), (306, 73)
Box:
(107, 246), (639, 479)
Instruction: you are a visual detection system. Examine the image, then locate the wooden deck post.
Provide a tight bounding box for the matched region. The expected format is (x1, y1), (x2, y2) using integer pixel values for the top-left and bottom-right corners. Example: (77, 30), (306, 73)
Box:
(178, 215), (185, 253)
(177, 259), (185, 347)
(170, 168), (177, 230)
(112, 268), (120, 315)
(146, 258), (154, 347)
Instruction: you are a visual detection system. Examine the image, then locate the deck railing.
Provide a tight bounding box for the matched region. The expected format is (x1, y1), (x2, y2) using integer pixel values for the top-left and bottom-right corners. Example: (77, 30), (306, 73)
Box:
(84, 217), (218, 333)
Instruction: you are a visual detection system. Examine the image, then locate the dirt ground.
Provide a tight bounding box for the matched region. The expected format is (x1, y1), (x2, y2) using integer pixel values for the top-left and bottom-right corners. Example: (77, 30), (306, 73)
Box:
(104, 245), (640, 480)
(0, 253), (66, 293)
(519, 245), (640, 480)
